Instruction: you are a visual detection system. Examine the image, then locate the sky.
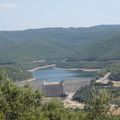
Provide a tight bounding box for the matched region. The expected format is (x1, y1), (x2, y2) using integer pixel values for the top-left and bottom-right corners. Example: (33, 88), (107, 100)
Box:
(0, 0), (120, 30)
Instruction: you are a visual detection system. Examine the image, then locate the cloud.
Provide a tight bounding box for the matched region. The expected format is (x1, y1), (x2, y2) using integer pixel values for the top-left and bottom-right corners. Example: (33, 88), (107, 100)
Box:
(0, 3), (17, 11)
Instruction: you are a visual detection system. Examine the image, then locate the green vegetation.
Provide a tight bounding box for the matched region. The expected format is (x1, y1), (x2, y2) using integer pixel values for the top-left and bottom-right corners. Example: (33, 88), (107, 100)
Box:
(0, 68), (120, 120)
(73, 80), (120, 107)
(96, 63), (120, 81)
(0, 25), (120, 69)
(0, 59), (49, 81)
(73, 85), (94, 103)
(0, 25), (120, 119)
(85, 89), (111, 120)
(0, 69), (43, 120)
(0, 67), (32, 81)
(73, 64), (120, 108)
(108, 63), (120, 81)
(1, 25), (120, 81)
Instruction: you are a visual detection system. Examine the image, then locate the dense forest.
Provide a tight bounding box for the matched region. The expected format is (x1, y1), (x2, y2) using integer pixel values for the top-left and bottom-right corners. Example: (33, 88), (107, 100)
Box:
(0, 25), (120, 66)
(0, 69), (120, 120)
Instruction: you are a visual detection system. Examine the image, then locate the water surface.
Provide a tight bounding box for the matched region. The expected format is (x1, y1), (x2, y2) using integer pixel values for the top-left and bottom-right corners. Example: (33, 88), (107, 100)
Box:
(32, 68), (97, 82)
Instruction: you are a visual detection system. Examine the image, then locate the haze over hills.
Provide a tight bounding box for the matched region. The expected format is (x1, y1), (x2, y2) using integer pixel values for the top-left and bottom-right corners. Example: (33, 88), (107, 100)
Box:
(0, 25), (120, 65)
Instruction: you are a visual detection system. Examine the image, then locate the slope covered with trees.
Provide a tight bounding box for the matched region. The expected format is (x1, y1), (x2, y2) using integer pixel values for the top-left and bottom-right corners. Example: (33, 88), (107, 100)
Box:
(0, 25), (120, 65)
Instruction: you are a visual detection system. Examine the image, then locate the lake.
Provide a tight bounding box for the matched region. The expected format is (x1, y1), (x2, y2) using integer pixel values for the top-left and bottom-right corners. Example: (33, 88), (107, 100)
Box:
(16, 68), (97, 92)
(32, 68), (97, 82)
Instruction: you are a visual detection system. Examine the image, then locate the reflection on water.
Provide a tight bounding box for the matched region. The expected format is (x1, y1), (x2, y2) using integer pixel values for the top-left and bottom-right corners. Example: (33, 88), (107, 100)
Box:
(32, 68), (97, 82)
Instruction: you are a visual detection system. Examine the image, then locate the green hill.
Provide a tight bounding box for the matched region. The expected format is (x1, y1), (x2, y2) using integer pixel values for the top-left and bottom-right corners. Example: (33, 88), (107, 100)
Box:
(0, 25), (120, 66)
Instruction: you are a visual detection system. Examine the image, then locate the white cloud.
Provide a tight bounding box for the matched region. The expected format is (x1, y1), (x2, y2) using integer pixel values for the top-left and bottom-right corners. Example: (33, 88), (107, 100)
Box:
(0, 3), (17, 11)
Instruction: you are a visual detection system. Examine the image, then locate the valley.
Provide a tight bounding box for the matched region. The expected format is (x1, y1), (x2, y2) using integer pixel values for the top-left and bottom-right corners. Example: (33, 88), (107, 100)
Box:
(0, 25), (120, 119)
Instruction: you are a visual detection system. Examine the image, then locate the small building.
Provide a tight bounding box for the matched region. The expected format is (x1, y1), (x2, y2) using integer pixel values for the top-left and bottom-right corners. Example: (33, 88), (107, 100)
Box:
(42, 80), (65, 97)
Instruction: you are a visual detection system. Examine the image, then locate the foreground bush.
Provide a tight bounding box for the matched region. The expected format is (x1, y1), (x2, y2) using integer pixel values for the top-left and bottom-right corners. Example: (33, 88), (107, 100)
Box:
(0, 69), (120, 120)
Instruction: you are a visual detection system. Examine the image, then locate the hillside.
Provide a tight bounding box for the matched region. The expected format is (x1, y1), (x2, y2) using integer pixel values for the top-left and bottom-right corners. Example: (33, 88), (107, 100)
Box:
(0, 25), (120, 66)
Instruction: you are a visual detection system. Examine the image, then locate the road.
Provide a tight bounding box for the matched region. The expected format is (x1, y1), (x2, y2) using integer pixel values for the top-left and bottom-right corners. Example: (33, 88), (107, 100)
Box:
(96, 72), (111, 84)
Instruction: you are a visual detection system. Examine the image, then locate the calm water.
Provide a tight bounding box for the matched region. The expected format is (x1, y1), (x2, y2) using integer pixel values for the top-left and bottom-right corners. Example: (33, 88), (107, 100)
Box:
(32, 68), (97, 82)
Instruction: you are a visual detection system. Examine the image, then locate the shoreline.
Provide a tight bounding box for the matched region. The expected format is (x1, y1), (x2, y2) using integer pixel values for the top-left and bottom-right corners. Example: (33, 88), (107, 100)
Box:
(17, 78), (36, 83)
(27, 64), (56, 72)
(62, 68), (100, 72)
(28, 65), (100, 73)
(19, 66), (98, 83)
(80, 68), (100, 72)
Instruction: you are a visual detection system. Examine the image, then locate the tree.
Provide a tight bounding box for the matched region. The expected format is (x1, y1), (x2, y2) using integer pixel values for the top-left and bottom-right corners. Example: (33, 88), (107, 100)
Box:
(0, 68), (43, 120)
(86, 88), (111, 120)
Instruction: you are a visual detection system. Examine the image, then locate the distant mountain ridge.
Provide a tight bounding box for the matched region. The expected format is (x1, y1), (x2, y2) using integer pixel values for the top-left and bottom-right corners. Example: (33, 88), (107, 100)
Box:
(0, 25), (120, 64)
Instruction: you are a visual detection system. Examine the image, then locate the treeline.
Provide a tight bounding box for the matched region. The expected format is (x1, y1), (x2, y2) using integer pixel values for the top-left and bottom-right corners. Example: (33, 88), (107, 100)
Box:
(0, 69), (120, 120)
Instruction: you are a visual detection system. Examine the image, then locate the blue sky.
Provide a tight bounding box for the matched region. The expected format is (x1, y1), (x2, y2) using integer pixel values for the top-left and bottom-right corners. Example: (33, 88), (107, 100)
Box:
(0, 0), (120, 30)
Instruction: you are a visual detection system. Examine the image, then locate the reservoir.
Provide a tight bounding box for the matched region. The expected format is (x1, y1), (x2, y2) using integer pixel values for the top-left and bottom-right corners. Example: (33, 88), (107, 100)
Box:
(16, 68), (97, 92)
(32, 68), (97, 82)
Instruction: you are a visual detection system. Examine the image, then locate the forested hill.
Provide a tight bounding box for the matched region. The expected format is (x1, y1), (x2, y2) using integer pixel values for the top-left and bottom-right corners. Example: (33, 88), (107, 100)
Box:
(0, 25), (120, 64)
